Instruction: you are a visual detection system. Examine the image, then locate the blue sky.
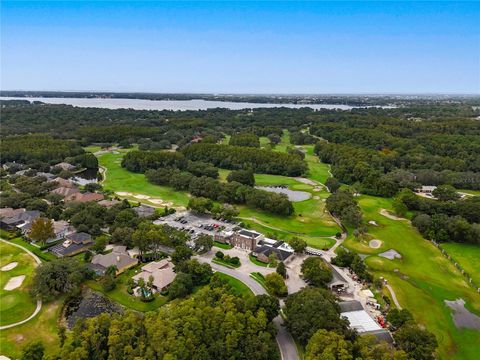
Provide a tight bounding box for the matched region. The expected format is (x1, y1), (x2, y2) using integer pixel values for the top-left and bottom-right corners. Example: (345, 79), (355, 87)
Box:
(1, 1), (479, 94)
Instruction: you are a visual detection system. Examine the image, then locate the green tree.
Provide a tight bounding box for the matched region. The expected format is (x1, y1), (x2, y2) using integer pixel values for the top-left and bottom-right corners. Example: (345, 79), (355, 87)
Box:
(227, 169), (255, 186)
(305, 329), (352, 360)
(394, 323), (438, 360)
(432, 185), (459, 201)
(387, 309), (414, 329)
(30, 258), (88, 301)
(194, 234), (213, 253)
(325, 177), (341, 193)
(168, 273), (194, 299)
(284, 287), (348, 345)
(301, 257), (333, 288)
(171, 245), (193, 265)
(289, 237), (307, 253)
(21, 341), (45, 360)
(276, 261), (287, 278)
(265, 273), (287, 297)
(28, 218), (55, 244)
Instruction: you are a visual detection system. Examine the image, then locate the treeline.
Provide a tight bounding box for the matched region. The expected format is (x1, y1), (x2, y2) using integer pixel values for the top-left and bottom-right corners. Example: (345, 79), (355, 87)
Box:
(56, 286), (279, 360)
(0, 134), (85, 164)
(311, 112), (480, 194)
(229, 133), (260, 147)
(325, 190), (363, 228)
(182, 143), (307, 176)
(397, 189), (480, 244)
(146, 169), (294, 215)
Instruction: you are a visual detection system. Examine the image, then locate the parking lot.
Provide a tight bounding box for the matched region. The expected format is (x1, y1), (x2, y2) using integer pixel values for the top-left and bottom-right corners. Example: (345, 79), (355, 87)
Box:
(153, 211), (239, 239)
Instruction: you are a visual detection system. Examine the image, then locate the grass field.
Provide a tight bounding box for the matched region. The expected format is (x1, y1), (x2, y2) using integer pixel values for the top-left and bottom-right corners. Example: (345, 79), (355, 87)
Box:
(0, 298), (62, 359)
(214, 272), (253, 297)
(98, 150), (190, 208)
(440, 243), (480, 286)
(342, 195), (480, 360)
(0, 241), (37, 326)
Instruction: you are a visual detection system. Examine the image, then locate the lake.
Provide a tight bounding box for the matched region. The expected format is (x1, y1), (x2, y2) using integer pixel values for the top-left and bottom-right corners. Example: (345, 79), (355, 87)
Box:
(255, 186), (312, 202)
(0, 96), (374, 111)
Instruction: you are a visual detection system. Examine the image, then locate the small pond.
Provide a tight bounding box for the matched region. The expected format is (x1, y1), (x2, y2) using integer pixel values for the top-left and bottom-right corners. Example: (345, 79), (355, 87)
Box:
(255, 186), (311, 202)
(73, 168), (99, 185)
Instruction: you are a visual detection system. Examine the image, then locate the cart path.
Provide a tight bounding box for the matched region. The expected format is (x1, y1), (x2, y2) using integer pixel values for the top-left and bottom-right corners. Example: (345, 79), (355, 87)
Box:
(386, 284), (402, 309)
(0, 239), (43, 330)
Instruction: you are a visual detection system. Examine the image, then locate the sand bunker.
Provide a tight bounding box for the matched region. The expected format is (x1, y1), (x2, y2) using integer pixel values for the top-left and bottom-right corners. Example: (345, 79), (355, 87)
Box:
(369, 239), (382, 249)
(4, 275), (25, 290)
(133, 194), (150, 200)
(368, 220), (378, 226)
(294, 177), (317, 186)
(1, 262), (18, 271)
(149, 199), (165, 204)
(380, 209), (407, 221)
(116, 191), (133, 196)
(445, 299), (480, 330)
(379, 249), (402, 260)
(0, 356), (12, 360)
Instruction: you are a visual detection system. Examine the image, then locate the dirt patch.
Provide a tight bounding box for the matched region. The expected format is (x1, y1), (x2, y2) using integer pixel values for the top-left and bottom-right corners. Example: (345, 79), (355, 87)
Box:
(445, 299), (480, 330)
(379, 249), (402, 260)
(369, 239), (382, 249)
(1, 262), (18, 271)
(380, 209), (407, 221)
(4, 275), (25, 290)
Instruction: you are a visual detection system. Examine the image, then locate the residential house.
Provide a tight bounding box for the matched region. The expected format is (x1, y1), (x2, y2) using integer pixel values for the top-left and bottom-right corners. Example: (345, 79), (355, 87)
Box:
(65, 192), (104, 203)
(0, 208), (40, 234)
(98, 199), (120, 208)
(91, 246), (138, 276)
(132, 259), (176, 292)
(54, 162), (76, 172)
(50, 232), (93, 257)
(252, 238), (294, 263)
(133, 204), (156, 218)
(50, 220), (72, 242)
(49, 177), (75, 188)
(50, 186), (80, 198)
(36, 172), (56, 181)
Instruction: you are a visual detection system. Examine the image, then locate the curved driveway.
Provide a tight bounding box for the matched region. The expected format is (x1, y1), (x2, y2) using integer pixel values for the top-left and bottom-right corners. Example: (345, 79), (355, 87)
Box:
(0, 239), (43, 330)
(198, 257), (299, 360)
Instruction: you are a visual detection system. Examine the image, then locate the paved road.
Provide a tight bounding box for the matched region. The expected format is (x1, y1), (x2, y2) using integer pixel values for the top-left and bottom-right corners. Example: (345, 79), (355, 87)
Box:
(0, 239), (43, 330)
(197, 256), (300, 360)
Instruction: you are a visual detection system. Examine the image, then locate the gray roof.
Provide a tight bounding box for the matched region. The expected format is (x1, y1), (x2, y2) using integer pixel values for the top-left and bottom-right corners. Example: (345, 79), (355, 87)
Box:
(254, 244), (292, 261)
(50, 242), (91, 257)
(362, 329), (394, 344)
(92, 252), (138, 271)
(133, 205), (156, 217)
(339, 300), (364, 313)
(238, 229), (261, 238)
(67, 232), (92, 243)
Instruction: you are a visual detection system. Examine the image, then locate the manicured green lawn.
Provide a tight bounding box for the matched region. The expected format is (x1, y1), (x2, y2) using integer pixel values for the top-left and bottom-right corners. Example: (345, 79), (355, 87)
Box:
(250, 272), (267, 289)
(213, 241), (233, 250)
(249, 255), (269, 267)
(458, 189), (480, 196)
(86, 267), (167, 312)
(8, 237), (57, 262)
(440, 243), (480, 286)
(0, 241), (37, 326)
(98, 150), (190, 208)
(212, 258), (241, 269)
(215, 272), (253, 297)
(342, 195), (480, 360)
(84, 145), (103, 153)
(0, 298), (63, 359)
